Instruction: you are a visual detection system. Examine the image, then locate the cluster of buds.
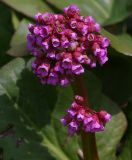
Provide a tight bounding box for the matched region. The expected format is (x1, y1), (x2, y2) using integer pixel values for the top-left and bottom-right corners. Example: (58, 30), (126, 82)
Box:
(61, 95), (111, 135)
(27, 5), (110, 86)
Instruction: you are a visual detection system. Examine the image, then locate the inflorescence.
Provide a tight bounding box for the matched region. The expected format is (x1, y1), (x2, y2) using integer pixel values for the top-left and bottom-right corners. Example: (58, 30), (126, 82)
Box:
(27, 5), (110, 86)
(61, 95), (111, 135)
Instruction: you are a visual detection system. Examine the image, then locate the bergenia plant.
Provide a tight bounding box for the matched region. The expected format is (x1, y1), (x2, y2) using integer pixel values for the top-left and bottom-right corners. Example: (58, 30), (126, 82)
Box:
(27, 4), (111, 160)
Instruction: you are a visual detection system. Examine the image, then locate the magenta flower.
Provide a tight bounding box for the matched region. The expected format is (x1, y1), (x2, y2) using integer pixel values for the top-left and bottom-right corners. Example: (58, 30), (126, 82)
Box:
(27, 5), (110, 86)
(60, 95), (112, 135)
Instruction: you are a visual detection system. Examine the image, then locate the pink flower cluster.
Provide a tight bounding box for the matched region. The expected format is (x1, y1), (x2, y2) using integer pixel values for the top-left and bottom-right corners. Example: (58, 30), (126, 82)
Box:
(27, 5), (110, 86)
(61, 95), (111, 135)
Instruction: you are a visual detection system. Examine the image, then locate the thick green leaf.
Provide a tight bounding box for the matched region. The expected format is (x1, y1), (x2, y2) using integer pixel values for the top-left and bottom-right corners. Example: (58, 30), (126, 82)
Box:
(96, 95), (127, 160)
(44, 87), (79, 160)
(127, 0), (132, 12)
(1, 0), (130, 25)
(117, 139), (132, 160)
(0, 2), (13, 67)
(12, 11), (20, 30)
(7, 19), (29, 57)
(1, 0), (52, 19)
(0, 2), (13, 53)
(42, 125), (79, 160)
(103, 0), (130, 25)
(117, 97), (132, 160)
(48, 0), (130, 25)
(102, 30), (132, 56)
(0, 58), (57, 159)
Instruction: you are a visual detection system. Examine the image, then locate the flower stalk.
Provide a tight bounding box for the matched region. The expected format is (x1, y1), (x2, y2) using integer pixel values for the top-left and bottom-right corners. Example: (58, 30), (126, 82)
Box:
(73, 75), (99, 160)
(81, 131), (99, 160)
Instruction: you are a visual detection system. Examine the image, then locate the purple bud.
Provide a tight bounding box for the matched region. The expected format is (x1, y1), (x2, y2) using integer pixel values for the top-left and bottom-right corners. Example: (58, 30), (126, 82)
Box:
(42, 41), (49, 50)
(84, 116), (93, 125)
(27, 34), (35, 42)
(70, 20), (77, 29)
(99, 111), (112, 122)
(67, 108), (77, 117)
(68, 121), (78, 135)
(77, 113), (84, 122)
(75, 95), (84, 104)
(101, 37), (110, 48)
(87, 115), (105, 132)
(64, 5), (80, 18)
(63, 6), (69, 13)
(42, 13), (50, 20)
(84, 16), (95, 24)
(85, 58), (91, 65)
(60, 117), (68, 126)
(40, 26), (49, 38)
(70, 5), (80, 12)
(87, 33), (95, 41)
(52, 38), (60, 47)
(76, 54), (88, 63)
(27, 35), (36, 51)
(33, 26), (41, 35)
(47, 72), (59, 85)
(56, 26), (65, 34)
(84, 125), (91, 132)
(42, 13), (54, 24)
(37, 63), (50, 77)
(28, 24), (34, 33)
(99, 56), (108, 65)
(71, 102), (79, 109)
(81, 25), (89, 35)
(92, 42), (100, 56)
(32, 61), (37, 69)
(36, 37), (43, 46)
(93, 48), (101, 56)
(62, 57), (72, 69)
(31, 48), (42, 57)
(72, 64), (84, 75)
(54, 62), (64, 74)
(91, 121), (100, 129)
(100, 49), (107, 57)
(90, 61), (96, 68)
(79, 16), (84, 21)
(70, 32), (78, 40)
(94, 23), (101, 32)
(70, 41), (78, 51)
(34, 13), (42, 21)
(55, 14), (64, 22)
(61, 39), (70, 48)
(60, 114), (72, 126)
(47, 50), (56, 59)
(60, 77), (70, 86)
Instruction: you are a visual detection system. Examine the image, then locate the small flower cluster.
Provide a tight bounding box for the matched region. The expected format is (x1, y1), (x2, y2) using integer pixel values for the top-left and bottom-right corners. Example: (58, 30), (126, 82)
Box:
(27, 5), (110, 86)
(61, 95), (111, 135)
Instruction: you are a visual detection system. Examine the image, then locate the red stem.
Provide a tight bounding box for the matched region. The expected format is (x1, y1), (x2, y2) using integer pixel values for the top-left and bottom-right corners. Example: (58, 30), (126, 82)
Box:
(73, 76), (99, 160)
